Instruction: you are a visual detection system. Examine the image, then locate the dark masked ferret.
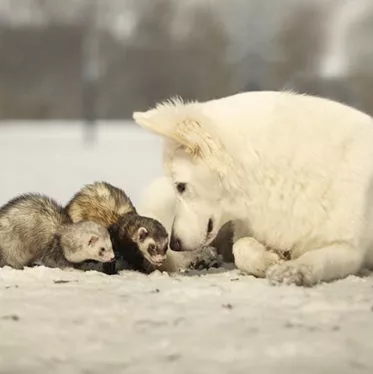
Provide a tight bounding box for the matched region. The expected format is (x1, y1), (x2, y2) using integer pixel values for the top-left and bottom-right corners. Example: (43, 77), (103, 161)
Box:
(0, 193), (115, 270)
(65, 181), (169, 274)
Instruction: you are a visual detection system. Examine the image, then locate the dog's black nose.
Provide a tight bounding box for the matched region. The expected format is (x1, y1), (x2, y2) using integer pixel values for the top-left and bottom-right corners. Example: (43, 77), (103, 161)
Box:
(170, 235), (182, 251)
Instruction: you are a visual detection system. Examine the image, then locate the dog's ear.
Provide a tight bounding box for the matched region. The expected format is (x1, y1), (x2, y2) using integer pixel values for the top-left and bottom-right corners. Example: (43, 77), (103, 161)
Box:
(133, 99), (221, 160)
(133, 107), (172, 137)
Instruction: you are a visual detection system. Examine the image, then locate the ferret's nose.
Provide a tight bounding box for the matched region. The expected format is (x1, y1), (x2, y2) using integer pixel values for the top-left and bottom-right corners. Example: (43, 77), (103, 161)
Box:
(170, 235), (182, 251)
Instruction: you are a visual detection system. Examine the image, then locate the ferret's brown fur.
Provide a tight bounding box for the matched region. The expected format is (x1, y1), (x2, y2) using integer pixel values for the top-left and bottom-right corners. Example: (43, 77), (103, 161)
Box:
(66, 182), (135, 227)
(65, 182), (168, 274)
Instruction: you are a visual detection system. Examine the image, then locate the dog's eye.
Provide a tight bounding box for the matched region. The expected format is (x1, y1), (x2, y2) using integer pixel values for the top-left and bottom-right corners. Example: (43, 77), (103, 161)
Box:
(176, 183), (186, 194)
(207, 219), (213, 234)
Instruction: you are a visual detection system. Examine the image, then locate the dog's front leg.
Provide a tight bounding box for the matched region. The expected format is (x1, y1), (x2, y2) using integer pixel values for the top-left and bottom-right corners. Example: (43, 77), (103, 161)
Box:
(266, 242), (364, 287)
(233, 236), (283, 278)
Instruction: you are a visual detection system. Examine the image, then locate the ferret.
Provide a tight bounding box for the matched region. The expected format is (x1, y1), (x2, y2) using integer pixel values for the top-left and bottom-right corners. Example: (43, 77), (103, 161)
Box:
(65, 181), (169, 274)
(0, 193), (115, 270)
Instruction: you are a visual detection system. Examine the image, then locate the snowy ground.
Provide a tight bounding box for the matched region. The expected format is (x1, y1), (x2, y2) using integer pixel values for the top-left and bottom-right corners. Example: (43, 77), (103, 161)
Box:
(1, 122), (373, 374)
(1, 266), (373, 374)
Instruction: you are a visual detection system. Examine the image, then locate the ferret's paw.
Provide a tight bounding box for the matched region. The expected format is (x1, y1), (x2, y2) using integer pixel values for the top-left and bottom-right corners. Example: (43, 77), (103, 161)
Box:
(188, 246), (223, 270)
(266, 261), (315, 287)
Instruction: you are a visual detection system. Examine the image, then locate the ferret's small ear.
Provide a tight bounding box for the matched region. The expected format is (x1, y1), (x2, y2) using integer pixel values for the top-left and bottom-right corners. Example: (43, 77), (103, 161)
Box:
(138, 227), (148, 242)
(88, 235), (99, 246)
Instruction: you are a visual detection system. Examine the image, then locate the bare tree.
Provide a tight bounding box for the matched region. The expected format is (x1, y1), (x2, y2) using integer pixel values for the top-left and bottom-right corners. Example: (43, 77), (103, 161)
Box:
(81, 0), (100, 142)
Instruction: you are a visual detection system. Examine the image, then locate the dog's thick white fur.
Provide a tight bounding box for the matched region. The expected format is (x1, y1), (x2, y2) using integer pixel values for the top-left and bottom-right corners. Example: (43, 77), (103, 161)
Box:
(133, 91), (373, 286)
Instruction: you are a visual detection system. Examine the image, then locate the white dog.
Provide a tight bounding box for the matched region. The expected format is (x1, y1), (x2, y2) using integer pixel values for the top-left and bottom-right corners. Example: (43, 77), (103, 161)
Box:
(133, 91), (373, 286)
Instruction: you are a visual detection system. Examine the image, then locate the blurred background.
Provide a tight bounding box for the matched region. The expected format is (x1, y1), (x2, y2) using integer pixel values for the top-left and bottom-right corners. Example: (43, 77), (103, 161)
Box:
(0, 0), (372, 206)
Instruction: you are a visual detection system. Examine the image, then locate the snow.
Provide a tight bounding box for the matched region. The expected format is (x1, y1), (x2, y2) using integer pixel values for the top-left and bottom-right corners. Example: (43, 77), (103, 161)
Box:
(1, 266), (373, 373)
(1, 121), (373, 373)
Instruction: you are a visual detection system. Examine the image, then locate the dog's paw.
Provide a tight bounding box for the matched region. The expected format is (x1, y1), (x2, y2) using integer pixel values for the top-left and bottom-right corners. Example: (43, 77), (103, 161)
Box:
(233, 237), (284, 278)
(188, 246), (223, 270)
(266, 261), (315, 287)
(264, 249), (285, 269)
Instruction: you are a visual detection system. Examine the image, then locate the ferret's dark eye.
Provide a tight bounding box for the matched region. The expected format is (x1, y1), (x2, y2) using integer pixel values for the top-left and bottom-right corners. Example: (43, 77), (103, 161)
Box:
(148, 244), (156, 254)
(176, 183), (186, 194)
(99, 248), (105, 256)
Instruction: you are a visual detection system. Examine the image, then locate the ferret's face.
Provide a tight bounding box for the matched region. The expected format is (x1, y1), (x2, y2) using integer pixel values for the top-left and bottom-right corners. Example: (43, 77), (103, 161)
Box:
(62, 222), (116, 264)
(135, 227), (168, 267)
(87, 235), (115, 263)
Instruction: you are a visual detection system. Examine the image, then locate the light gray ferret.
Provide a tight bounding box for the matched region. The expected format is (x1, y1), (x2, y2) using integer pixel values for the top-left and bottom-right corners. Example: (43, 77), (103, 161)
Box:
(0, 193), (114, 270)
